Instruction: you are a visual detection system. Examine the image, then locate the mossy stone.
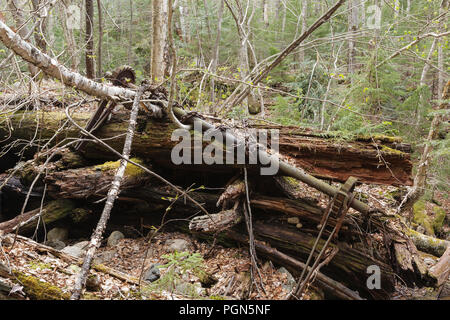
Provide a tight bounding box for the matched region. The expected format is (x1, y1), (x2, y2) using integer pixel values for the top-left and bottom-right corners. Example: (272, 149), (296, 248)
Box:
(413, 200), (435, 236)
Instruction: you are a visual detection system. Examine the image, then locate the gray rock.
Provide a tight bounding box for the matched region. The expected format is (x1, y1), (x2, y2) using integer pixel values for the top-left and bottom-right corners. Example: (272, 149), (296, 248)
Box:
(143, 263), (162, 282)
(278, 267), (296, 292)
(62, 241), (90, 258)
(73, 241), (90, 250)
(93, 251), (116, 265)
(107, 231), (124, 247)
(166, 239), (191, 252)
(45, 239), (66, 250)
(47, 227), (68, 242)
(62, 245), (84, 258)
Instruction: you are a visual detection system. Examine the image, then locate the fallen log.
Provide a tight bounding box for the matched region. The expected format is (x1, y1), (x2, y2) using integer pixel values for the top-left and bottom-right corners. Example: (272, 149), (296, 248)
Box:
(406, 228), (449, 257)
(224, 230), (363, 300)
(0, 110), (412, 186)
(430, 246), (450, 287)
(0, 199), (78, 234)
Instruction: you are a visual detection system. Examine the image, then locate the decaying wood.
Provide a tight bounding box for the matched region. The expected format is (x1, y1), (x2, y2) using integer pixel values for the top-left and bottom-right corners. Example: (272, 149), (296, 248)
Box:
(406, 228), (449, 257)
(0, 266), (70, 300)
(430, 246), (450, 287)
(44, 159), (152, 199)
(225, 230), (363, 300)
(0, 199), (77, 234)
(0, 110), (412, 186)
(189, 208), (242, 233)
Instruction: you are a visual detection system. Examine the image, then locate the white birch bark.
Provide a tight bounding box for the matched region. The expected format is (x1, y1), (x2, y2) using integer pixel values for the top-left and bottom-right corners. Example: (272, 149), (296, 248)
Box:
(0, 19), (135, 100)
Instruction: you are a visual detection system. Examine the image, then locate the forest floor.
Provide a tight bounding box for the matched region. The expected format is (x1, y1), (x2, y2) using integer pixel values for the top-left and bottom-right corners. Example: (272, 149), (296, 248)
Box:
(1, 180), (447, 300)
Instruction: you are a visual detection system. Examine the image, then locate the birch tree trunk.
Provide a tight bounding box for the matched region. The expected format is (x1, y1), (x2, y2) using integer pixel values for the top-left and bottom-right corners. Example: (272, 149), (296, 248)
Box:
(151, 0), (169, 83)
(0, 19), (135, 100)
(178, 0), (190, 43)
(60, 1), (80, 71)
(85, 0), (95, 79)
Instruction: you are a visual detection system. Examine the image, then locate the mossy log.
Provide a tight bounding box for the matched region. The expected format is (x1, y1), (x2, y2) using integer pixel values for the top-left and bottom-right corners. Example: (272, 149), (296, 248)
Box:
(44, 158), (151, 199)
(0, 110), (412, 185)
(0, 264), (70, 300)
(407, 228), (449, 257)
(0, 199), (79, 234)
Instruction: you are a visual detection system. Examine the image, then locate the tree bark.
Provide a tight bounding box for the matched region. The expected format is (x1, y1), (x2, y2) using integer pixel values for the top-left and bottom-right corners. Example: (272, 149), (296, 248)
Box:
(0, 109), (412, 186)
(7, 0), (39, 77)
(96, 0), (103, 77)
(151, 0), (169, 82)
(85, 0), (95, 79)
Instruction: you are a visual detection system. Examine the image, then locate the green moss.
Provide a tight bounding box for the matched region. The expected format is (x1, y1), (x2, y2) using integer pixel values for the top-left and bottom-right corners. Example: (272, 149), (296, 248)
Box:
(432, 206), (446, 234)
(27, 261), (52, 271)
(14, 272), (70, 300)
(94, 158), (146, 177)
(380, 145), (406, 156)
(371, 134), (403, 143)
(413, 200), (435, 236)
(208, 295), (226, 300)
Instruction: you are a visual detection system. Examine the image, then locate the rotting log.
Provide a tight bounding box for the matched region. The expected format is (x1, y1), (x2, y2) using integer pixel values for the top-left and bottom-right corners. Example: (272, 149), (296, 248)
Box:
(430, 246), (450, 286)
(250, 221), (395, 299)
(0, 110), (412, 186)
(406, 228), (449, 258)
(0, 263), (70, 300)
(224, 230), (363, 300)
(44, 158), (152, 199)
(252, 124), (412, 186)
(0, 199), (78, 234)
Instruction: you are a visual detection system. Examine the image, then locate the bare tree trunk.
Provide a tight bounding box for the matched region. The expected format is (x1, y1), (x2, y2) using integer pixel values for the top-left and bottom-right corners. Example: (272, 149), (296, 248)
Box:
(347, 0), (358, 74)
(437, 0), (448, 95)
(60, 1), (80, 71)
(220, 0), (346, 114)
(202, 0), (213, 42)
(178, 0), (190, 43)
(96, 0), (103, 77)
(151, 0), (169, 82)
(210, 0), (224, 107)
(298, 0), (307, 63)
(7, 0), (38, 77)
(31, 0), (47, 53)
(128, 0), (133, 65)
(85, 0), (95, 79)
(262, 0), (269, 27)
